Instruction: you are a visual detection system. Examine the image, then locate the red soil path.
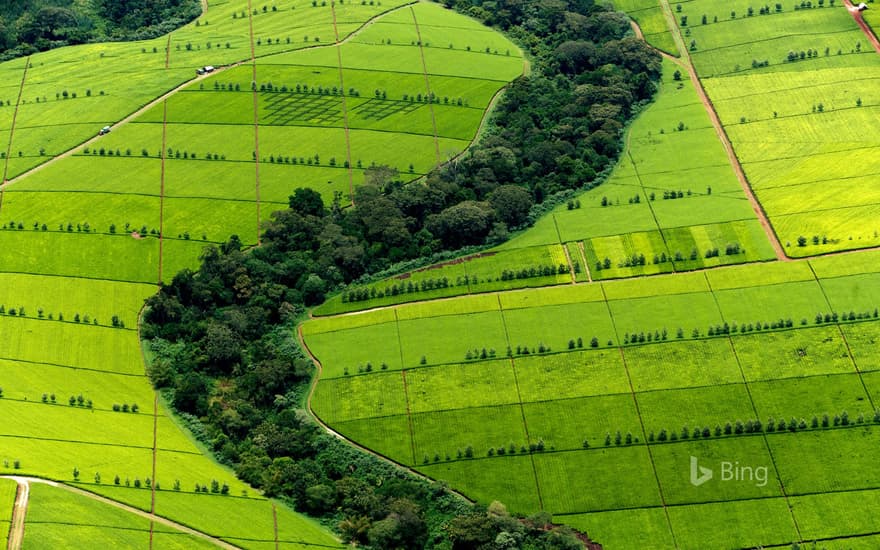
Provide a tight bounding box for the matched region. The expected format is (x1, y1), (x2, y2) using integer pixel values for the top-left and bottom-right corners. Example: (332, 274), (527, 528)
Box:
(844, 0), (880, 53)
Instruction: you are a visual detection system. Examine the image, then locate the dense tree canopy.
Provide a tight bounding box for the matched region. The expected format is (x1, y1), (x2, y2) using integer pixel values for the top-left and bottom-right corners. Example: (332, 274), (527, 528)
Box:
(0, 0), (200, 59)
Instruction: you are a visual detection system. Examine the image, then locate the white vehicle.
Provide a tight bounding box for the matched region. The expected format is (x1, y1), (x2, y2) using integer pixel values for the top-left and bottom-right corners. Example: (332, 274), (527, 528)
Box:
(98, 125), (111, 135)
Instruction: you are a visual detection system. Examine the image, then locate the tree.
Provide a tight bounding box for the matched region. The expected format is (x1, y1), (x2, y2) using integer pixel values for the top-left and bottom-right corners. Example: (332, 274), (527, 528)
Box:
(288, 188), (324, 217)
(488, 185), (533, 228)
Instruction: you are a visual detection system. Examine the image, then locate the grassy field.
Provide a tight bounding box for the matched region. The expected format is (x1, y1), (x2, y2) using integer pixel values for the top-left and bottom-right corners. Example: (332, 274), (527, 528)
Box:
(678, 0), (880, 255)
(305, 247), (880, 546)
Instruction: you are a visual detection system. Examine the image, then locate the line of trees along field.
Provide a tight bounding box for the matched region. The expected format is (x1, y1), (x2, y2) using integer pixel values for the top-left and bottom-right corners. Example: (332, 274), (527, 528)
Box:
(0, 0), (201, 59)
(143, 0), (660, 547)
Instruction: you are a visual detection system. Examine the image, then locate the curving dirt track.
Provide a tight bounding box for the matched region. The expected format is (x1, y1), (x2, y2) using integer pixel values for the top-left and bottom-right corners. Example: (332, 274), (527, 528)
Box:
(844, 0), (880, 53)
(0, 476), (238, 550)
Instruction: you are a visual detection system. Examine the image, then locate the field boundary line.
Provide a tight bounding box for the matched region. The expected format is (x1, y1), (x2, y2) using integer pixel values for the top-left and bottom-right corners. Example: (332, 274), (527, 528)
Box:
(496, 295), (544, 510)
(272, 503), (279, 550)
(657, 0), (788, 262)
(0, 433), (201, 455)
(576, 241), (592, 282)
(409, 7), (442, 166)
(330, 0), (355, 204)
(626, 150), (675, 272)
(394, 309), (418, 464)
(297, 324), (475, 506)
(0, 56), (29, 214)
(149, 392), (159, 549)
(598, 281), (678, 548)
(704, 271), (804, 541)
(158, 100), (168, 285)
(807, 261), (876, 409)
(165, 35), (171, 70)
(246, 0), (263, 244)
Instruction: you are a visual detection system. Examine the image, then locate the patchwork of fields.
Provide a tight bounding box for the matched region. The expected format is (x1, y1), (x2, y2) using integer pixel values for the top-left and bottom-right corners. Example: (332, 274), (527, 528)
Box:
(0, 0), (524, 547)
(675, 0), (880, 255)
(305, 251), (880, 548)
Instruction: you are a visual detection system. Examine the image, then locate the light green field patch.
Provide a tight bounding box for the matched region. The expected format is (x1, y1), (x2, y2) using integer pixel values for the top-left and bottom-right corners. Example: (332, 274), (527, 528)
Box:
(406, 360), (519, 413)
(410, 406), (527, 461)
(514, 349), (630, 401)
(601, 269), (708, 300)
(397, 310), (508, 367)
(608, 291), (723, 339)
(732, 326), (857, 381)
(311, 371), (408, 423)
(563, 507), (675, 550)
(535, 447), (661, 513)
(819, 273), (880, 315)
(792, 489), (880, 542)
(498, 283), (605, 309)
(770, 428), (880, 495)
(624, 338), (743, 391)
(420, 455), (541, 514)
(841, 323), (880, 373)
(713, 279), (829, 325)
(502, 301), (617, 352)
(667, 498), (798, 550)
(523, 394), (642, 451)
(334, 415), (413, 466)
(637, 383), (756, 435)
(705, 260), (814, 290)
(305, 320), (401, 377)
(747, 373), (873, 422)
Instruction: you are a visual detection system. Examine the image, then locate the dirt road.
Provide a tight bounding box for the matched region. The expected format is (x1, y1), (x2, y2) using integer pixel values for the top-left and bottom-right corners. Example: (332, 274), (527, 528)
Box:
(1, 475), (238, 549)
(844, 0), (880, 53)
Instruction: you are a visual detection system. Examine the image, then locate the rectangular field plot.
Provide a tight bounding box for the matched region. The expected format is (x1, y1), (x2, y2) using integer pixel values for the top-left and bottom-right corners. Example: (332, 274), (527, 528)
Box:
(395, 293), (498, 320)
(608, 291), (723, 340)
(514, 349), (630, 402)
(304, 320), (401, 378)
(731, 326), (857, 381)
(770, 428), (880, 495)
(562, 507), (675, 550)
(663, 220), (777, 270)
(667, 498), (798, 550)
(583, 231), (674, 280)
(310, 371), (408, 423)
(0, 230), (159, 283)
(819, 272), (880, 315)
(164, 160), (257, 201)
(162, 197), (258, 244)
(791, 489), (880, 542)
(420, 455), (541, 514)
(405, 360), (520, 413)
(154, 490), (341, 547)
(713, 279), (828, 325)
(601, 270), (708, 301)
(502, 301), (617, 353)
(534, 447), (661, 513)
(523, 394), (642, 451)
(635, 384), (756, 436)
(11, 156), (162, 195)
(410, 406), (528, 462)
(705, 259), (815, 290)
(0, 436), (152, 482)
(397, 310), (508, 367)
(844, 324), (880, 373)
(747, 374), (873, 422)
(0, 361), (153, 408)
(333, 415), (414, 466)
(652, 437), (783, 505)
(0, 190), (160, 235)
(624, 338), (743, 392)
(0, 317), (143, 374)
(553, 196), (660, 243)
